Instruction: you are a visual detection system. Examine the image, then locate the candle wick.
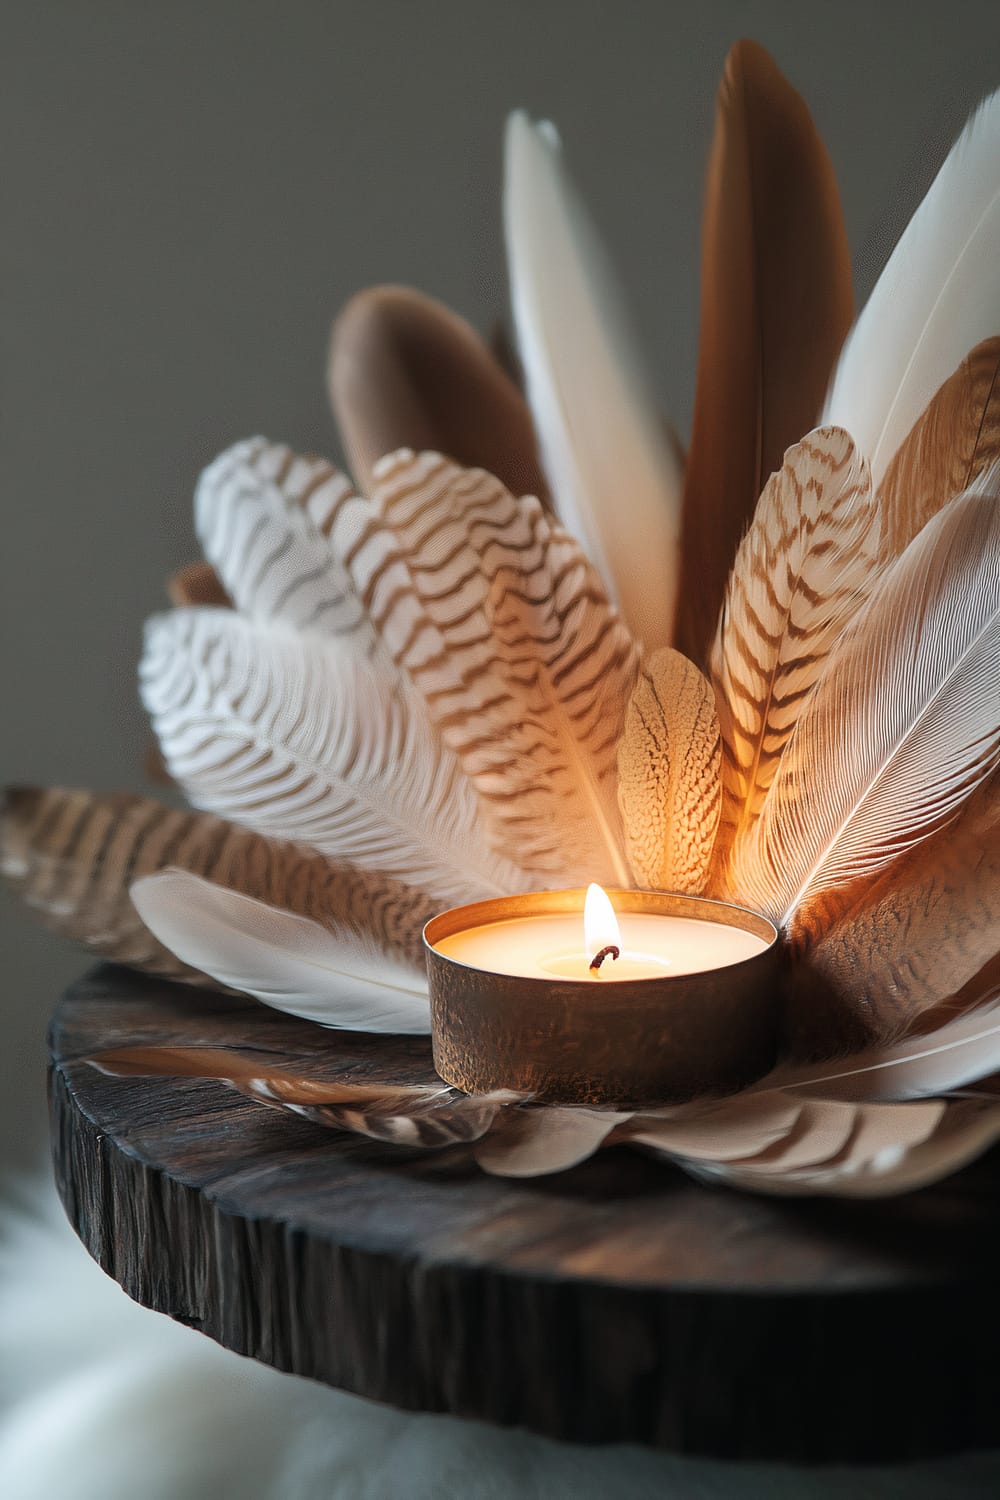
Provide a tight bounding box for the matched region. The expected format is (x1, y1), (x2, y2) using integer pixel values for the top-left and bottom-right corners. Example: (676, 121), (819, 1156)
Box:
(589, 944), (620, 974)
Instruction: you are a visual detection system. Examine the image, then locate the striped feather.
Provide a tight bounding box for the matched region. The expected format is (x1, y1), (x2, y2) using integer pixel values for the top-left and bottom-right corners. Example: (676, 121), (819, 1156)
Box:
(711, 430), (880, 870)
(731, 484), (1000, 924)
(338, 449), (640, 886)
(617, 648), (721, 893)
(167, 560), (231, 608)
(0, 786), (434, 981)
(878, 338), (1000, 558)
(140, 606), (525, 905)
(195, 437), (381, 651)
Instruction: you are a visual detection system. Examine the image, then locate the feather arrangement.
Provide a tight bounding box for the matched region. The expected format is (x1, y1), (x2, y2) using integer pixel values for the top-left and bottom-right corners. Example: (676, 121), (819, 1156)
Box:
(504, 111), (682, 652)
(676, 39), (854, 664)
(9, 42), (1000, 1197)
(823, 86), (1000, 485)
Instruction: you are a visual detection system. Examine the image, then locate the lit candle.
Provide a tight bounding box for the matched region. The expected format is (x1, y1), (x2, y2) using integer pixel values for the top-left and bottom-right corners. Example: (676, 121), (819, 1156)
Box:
(434, 882), (768, 982)
(424, 888), (780, 1105)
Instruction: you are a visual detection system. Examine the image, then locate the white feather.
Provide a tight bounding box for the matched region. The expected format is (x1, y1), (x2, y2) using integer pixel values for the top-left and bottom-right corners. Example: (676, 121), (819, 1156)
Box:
(139, 608), (524, 906)
(131, 871), (431, 1033)
(733, 485), (1000, 923)
(503, 112), (682, 652)
(194, 438), (382, 652)
(768, 996), (1000, 1103)
(823, 89), (1000, 484)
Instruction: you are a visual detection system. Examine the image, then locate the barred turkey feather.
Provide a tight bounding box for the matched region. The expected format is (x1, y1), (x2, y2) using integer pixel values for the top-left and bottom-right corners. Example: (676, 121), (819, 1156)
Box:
(0, 786), (434, 980)
(711, 430), (880, 868)
(617, 648), (721, 893)
(337, 449), (640, 886)
(140, 607), (525, 906)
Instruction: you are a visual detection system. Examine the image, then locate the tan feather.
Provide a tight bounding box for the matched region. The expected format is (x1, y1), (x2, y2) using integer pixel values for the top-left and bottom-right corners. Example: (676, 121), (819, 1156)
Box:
(339, 449), (640, 886)
(710, 429), (880, 873)
(788, 776), (1000, 1045)
(675, 40), (854, 665)
(0, 786), (435, 982)
(167, 560), (232, 609)
(731, 486), (1000, 925)
(617, 648), (721, 892)
(878, 337), (1000, 557)
(328, 285), (550, 504)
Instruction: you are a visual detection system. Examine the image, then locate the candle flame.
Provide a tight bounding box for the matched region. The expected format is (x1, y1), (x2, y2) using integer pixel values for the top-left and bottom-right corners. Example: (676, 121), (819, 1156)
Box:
(584, 882), (621, 958)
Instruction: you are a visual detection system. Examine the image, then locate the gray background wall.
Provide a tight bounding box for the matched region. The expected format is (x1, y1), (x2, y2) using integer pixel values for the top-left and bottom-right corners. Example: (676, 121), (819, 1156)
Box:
(4, 0), (1000, 1173)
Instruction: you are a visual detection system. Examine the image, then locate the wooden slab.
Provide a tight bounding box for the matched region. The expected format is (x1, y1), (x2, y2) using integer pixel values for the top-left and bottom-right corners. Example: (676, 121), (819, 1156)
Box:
(50, 964), (1000, 1462)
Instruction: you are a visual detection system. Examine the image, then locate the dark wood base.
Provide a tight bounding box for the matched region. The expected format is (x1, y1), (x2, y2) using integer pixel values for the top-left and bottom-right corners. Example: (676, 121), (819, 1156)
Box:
(50, 964), (1000, 1462)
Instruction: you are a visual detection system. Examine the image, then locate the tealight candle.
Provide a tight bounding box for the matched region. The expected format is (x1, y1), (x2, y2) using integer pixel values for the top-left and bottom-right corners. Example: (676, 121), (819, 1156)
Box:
(425, 887), (780, 1106)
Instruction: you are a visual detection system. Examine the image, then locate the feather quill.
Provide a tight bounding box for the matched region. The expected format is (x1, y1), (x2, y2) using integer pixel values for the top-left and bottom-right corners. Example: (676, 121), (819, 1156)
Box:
(711, 429), (880, 865)
(617, 648), (721, 892)
(877, 338), (1000, 557)
(195, 437), (382, 652)
(339, 449), (639, 886)
(503, 112), (682, 652)
(823, 88), (1000, 485)
(0, 785), (434, 981)
(328, 285), (550, 504)
(732, 485), (1000, 924)
(131, 870), (431, 1033)
(140, 607), (525, 905)
(677, 40), (854, 664)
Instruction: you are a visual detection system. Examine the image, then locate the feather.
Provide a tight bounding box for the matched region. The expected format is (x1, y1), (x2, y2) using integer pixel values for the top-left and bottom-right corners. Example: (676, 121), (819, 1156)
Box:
(791, 776), (1000, 1040)
(622, 1090), (802, 1161)
(0, 785), (434, 981)
(503, 112), (682, 653)
(473, 1106), (628, 1178)
(328, 285), (551, 505)
(617, 648), (721, 892)
(676, 40), (854, 665)
(167, 561), (231, 608)
(731, 485), (1000, 924)
(194, 437), (382, 652)
(90, 1044), (506, 1147)
(338, 448), (640, 886)
(140, 607), (525, 905)
(131, 871), (431, 1033)
(823, 88), (1000, 486)
(877, 338), (1000, 557)
(710, 429), (880, 866)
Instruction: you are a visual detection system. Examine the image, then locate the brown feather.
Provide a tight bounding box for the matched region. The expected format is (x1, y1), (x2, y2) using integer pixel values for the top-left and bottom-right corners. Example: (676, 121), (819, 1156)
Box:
(0, 786), (434, 983)
(788, 775), (1000, 1050)
(676, 39), (854, 665)
(167, 560), (232, 608)
(878, 337), (1000, 557)
(328, 285), (550, 504)
(617, 649), (721, 892)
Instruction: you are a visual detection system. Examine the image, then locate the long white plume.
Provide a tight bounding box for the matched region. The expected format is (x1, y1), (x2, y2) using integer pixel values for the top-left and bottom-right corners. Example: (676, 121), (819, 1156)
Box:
(503, 112), (682, 652)
(823, 89), (1000, 484)
(733, 484), (1000, 923)
(140, 608), (525, 906)
(131, 871), (431, 1033)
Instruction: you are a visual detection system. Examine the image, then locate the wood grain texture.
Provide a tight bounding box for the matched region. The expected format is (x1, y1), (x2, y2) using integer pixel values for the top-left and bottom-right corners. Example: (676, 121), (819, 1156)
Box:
(617, 649), (721, 893)
(50, 964), (1000, 1461)
(878, 337), (1000, 557)
(676, 40), (854, 665)
(328, 285), (550, 504)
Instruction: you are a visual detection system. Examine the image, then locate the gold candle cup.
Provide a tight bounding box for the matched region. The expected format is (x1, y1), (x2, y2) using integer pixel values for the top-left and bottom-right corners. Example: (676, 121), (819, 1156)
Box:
(424, 889), (781, 1106)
